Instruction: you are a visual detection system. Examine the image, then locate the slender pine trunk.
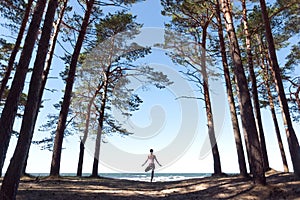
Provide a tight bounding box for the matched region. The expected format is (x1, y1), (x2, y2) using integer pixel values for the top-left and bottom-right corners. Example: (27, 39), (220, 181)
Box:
(267, 84), (289, 172)
(0, 0), (58, 198)
(22, 0), (68, 176)
(259, 0), (300, 177)
(50, 0), (95, 176)
(215, 0), (248, 177)
(221, 0), (266, 185)
(91, 122), (103, 177)
(0, 0), (47, 177)
(256, 33), (289, 172)
(201, 33), (222, 175)
(77, 83), (103, 176)
(91, 78), (108, 177)
(0, 0), (34, 102)
(241, 0), (269, 172)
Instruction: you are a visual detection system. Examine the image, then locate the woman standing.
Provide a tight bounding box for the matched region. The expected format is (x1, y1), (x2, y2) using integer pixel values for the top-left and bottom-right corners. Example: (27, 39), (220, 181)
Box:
(142, 149), (162, 182)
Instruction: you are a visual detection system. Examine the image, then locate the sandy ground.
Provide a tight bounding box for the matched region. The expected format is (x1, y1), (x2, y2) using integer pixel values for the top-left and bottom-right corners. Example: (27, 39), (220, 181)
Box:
(1, 170), (300, 199)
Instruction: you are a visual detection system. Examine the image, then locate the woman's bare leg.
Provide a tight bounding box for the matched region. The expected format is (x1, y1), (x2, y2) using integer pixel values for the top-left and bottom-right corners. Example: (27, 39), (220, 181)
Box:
(151, 170), (154, 182)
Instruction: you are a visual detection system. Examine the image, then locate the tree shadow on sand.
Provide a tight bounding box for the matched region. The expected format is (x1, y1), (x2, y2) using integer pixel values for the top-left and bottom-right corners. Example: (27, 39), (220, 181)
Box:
(10, 172), (300, 200)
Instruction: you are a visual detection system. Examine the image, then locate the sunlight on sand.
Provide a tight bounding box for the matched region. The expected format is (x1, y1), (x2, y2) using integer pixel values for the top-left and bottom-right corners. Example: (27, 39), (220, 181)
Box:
(11, 171), (300, 199)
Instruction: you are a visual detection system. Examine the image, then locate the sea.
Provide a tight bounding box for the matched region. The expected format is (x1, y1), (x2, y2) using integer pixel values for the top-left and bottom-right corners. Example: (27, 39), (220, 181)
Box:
(29, 173), (211, 182)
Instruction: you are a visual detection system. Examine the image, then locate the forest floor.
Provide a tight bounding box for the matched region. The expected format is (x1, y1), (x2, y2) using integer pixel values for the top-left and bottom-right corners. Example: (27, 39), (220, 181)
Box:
(1, 170), (300, 199)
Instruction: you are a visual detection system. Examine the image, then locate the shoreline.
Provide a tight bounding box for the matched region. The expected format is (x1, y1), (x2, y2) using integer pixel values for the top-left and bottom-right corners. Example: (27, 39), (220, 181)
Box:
(1, 170), (300, 199)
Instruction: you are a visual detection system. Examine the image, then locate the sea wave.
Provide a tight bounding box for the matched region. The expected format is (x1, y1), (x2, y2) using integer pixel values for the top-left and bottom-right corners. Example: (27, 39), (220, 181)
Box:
(27, 172), (211, 182)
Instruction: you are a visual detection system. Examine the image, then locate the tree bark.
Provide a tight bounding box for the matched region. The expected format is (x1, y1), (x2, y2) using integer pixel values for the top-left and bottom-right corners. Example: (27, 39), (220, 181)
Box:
(21, 0), (68, 176)
(91, 72), (108, 177)
(0, 0), (58, 198)
(0, 0), (34, 102)
(50, 0), (95, 176)
(221, 0), (266, 185)
(204, 81), (222, 175)
(77, 83), (102, 176)
(256, 33), (289, 172)
(91, 122), (103, 177)
(259, 0), (300, 177)
(215, 0), (248, 177)
(267, 83), (289, 172)
(0, 0), (47, 177)
(200, 27), (222, 175)
(241, 0), (270, 172)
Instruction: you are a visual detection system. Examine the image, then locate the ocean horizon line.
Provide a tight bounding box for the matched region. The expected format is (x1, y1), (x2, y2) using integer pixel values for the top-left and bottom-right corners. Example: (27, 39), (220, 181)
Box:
(0, 172), (240, 181)
(22, 172), (218, 182)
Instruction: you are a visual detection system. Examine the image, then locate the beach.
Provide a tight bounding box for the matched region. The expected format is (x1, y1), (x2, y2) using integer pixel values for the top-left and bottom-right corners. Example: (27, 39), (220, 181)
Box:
(2, 170), (300, 199)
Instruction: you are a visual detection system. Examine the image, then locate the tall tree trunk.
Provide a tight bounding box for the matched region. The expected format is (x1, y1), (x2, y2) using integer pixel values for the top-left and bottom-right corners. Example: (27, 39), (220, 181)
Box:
(241, 0), (270, 172)
(21, 153), (29, 176)
(0, 0), (47, 177)
(200, 26), (222, 175)
(77, 83), (103, 176)
(21, 0), (68, 176)
(0, 0), (58, 198)
(0, 0), (34, 102)
(77, 140), (85, 177)
(203, 79), (222, 175)
(259, 0), (300, 177)
(267, 83), (289, 172)
(215, 0), (248, 177)
(91, 121), (103, 177)
(91, 73), (108, 177)
(50, 0), (95, 176)
(221, 0), (266, 185)
(256, 34), (289, 172)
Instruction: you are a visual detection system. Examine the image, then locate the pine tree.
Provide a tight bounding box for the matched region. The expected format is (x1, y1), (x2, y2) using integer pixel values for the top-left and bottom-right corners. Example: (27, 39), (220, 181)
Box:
(259, 0), (300, 178)
(161, 0), (223, 175)
(0, 0), (48, 177)
(214, 0), (248, 177)
(221, 0), (266, 185)
(0, 0), (59, 198)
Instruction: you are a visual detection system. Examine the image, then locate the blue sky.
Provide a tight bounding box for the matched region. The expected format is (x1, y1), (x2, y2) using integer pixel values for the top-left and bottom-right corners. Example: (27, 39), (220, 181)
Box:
(2, 0), (300, 174)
